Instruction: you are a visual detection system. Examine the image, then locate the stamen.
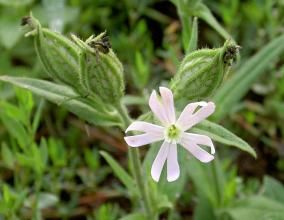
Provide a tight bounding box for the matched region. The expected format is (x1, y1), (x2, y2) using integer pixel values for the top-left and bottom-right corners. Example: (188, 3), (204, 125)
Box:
(165, 124), (181, 142)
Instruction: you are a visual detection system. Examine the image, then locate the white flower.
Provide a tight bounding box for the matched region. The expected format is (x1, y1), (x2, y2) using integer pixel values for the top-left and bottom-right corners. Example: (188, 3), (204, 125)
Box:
(124, 87), (216, 182)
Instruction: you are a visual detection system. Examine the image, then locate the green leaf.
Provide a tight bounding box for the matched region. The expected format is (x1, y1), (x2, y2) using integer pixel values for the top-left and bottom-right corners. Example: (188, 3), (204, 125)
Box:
(1, 143), (14, 169)
(187, 17), (198, 53)
(95, 203), (120, 220)
(262, 176), (284, 204)
(0, 101), (27, 125)
(119, 212), (146, 220)
(15, 87), (34, 117)
(0, 0), (33, 6)
(0, 114), (30, 149)
(12, 190), (28, 212)
(84, 148), (99, 171)
(134, 51), (150, 88)
(195, 3), (233, 41)
(47, 138), (66, 167)
(213, 35), (284, 120)
(122, 95), (146, 106)
(266, 100), (284, 119)
(39, 140), (48, 171)
(191, 120), (256, 158)
(194, 195), (216, 220)
(16, 153), (35, 168)
(0, 15), (23, 49)
(3, 184), (11, 203)
(32, 99), (45, 133)
(0, 76), (123, 127)
(29, 143), (46, 174)
(186, 158), (218, 206)
(0, 203), (9, 214)
(222, 196), (284, 220)
(172, 0), (190, 52)
(100, 151), (135, 194)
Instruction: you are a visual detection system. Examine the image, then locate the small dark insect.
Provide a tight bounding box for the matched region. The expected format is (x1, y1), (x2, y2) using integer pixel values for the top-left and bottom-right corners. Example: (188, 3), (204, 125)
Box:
(88, 32), (111, 54)
(21, 16), (31, 26)
(223, 45), (241, 65)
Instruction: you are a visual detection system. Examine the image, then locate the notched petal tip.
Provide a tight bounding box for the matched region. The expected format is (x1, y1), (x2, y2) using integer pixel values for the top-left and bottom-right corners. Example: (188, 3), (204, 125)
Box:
(149, 90), (158, 105)
(151, 171), (160, 182)
(180, 137), (215, 164)
(158, 87), (176, 124)
(207, 101), (216, 112)
(125, 121), (164, 134)
(199, 101), (208, 107)
(124, 136), (145, 147)
(124, 136), (135, 147)
(149, 89), (170, 125)
(200, 154), (214, 163)
(125, 123), (136, 133)
(210, 144), (216, 155)
(159, 86), (172, 95)
(203, 137), (215, 155)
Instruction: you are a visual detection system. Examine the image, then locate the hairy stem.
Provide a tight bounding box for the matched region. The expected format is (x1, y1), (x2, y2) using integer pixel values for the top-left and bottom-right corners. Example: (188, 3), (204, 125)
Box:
(117, 103), (155, 219)
(211, 157), (222, 207)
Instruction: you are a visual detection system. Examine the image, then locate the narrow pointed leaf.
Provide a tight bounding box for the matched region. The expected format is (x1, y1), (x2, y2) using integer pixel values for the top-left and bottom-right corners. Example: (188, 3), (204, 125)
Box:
(100, 151), (135, 194)
(221, 196), (284, 220)
(191, 120), (256, 158)
(0, 76), (122, 127)
(187, 17), (198, 53)
(119, 212), (146, 220)
(196, 3), (233, 41)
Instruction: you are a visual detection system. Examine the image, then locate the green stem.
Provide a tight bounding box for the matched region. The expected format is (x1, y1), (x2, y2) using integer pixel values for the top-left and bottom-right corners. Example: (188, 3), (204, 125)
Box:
(117, 103), (155, 219)
(33, 174), (43, 220)
(211, 158), (222, 207)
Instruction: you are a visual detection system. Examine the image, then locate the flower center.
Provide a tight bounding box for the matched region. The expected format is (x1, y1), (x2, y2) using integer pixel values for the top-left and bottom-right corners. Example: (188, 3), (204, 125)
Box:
(165, 124), (181, 143)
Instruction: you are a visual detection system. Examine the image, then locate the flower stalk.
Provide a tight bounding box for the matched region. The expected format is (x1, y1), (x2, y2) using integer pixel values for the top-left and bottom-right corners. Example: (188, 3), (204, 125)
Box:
(117, 103), (155, 219)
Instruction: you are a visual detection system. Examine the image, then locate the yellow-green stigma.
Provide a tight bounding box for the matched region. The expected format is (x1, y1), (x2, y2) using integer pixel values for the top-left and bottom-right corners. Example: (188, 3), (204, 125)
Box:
(165, 124), (181, 142)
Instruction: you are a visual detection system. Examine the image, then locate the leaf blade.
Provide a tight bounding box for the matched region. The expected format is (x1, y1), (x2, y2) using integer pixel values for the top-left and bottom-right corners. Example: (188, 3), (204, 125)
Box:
(0, 76), (122, 127)
(100, 151), (135, 194)
(191, 120), (256, 158)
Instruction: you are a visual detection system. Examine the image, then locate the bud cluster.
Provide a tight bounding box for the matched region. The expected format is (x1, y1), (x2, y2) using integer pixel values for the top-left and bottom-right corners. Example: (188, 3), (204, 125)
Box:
(22, 14), (124, 106)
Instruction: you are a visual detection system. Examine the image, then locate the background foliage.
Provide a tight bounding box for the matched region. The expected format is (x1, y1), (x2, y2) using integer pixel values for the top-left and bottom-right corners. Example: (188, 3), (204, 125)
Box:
(0, 0), (284, 219)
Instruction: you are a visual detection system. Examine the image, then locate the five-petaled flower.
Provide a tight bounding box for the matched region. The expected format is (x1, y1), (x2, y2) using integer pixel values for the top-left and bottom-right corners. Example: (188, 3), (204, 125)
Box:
(124, 87), (216, 182)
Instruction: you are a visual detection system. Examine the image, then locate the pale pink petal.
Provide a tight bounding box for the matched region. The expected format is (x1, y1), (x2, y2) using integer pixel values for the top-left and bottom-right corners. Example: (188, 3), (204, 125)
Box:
(176, 102), (207, 129)
(177, 102), (215, 131)
(182, 132), (215, 154)
(124, 133), (164, 147)
(180, 135), (214, 163)
(166, 143), (180, 182)
(151, 141), (170, 182)
(125, 121), (164, 135)
(149, 90), (169, 126)
(159, 87), (175, 124)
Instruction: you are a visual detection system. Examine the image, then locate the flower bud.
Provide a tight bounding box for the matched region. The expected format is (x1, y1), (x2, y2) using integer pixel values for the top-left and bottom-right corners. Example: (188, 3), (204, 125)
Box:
(171, 40), (239, 101)
(71, 33), (125, 104)
(22, 14), (88, 95)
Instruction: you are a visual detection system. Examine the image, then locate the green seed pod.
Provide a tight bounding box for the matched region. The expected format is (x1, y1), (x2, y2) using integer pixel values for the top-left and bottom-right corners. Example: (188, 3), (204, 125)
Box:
(22, 15), (87, 95)
(72, 33), (125, 104)
(171, 40), (239, 101)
